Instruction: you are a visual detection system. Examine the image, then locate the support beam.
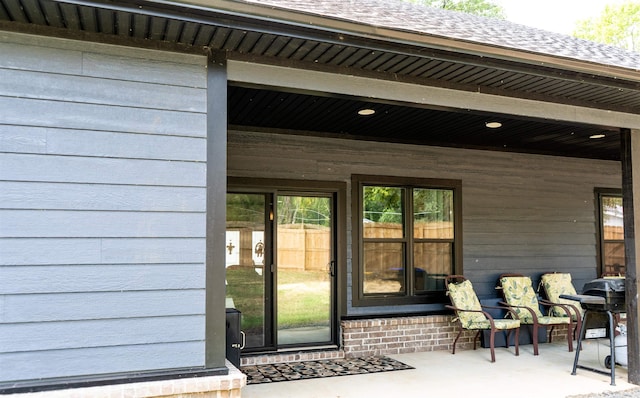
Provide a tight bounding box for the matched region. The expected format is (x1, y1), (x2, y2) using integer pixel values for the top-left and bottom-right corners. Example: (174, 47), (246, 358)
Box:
(621, 128), (640, 385)
(228, 60), (640, 131)
(205, 50), (229, 371)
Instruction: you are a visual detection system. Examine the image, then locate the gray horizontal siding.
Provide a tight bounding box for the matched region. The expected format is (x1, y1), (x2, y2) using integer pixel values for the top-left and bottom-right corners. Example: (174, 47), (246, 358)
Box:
(1, 290), (205, 323)
(1, 154), (205, 186)
(1, 211), (205, 237)
(1, 316), (205, 352)
(0, 32), (208, 383)
(0, 264), (205, 294)
(0, 126), (207, 161)
(228, 130), (621, 314)
(0, 97), (206, 137)
(0, 37), (205, 86)
(1, 342), (205, 381)
(0, 68), (206, 112)
(0, 182), (205, 211)
(0, 238), (205, 266)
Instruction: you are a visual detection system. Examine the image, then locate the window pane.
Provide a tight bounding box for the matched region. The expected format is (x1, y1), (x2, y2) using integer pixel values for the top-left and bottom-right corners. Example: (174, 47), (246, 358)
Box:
(414, 189), (453, 239)
(363, 186), (404, 239)
(602, 196), (623, 240)
(414, 242), (451, 292)
(603, 242), (625, 275)
(363, 242), (404, 294)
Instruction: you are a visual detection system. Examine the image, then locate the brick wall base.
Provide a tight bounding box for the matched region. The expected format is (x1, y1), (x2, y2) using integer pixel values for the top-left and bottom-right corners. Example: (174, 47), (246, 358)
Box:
(342, 315), (465, 357)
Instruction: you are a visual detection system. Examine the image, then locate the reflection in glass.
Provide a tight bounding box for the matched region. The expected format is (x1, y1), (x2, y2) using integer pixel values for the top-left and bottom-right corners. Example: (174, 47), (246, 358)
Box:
(363, 242), (404, 294)
(604, 242), (625, 275)
(277, 195), (332, 345)
(363, 186), (404, 238)
(414, 189), (453, 239)
(225, 193), (266, 348)
(414, 242), (451, 292)
(602, 195), (624, 275)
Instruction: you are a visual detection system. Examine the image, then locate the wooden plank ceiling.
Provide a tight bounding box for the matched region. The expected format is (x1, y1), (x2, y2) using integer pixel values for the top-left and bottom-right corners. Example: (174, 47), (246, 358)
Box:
(0, 0), (634, 160)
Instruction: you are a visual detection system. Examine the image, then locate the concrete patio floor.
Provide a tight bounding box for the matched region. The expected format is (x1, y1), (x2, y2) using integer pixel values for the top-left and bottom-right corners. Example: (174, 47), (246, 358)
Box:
(241, 339), (639, 398)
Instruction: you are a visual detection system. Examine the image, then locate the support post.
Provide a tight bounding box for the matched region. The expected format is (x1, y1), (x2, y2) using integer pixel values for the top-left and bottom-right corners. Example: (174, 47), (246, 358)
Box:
(205, 50), (228, 370)
(621, 128), (640, 384)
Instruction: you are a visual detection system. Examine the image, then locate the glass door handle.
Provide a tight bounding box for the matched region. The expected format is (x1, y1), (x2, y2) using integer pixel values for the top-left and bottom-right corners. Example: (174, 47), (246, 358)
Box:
(328, 260), (336, 277)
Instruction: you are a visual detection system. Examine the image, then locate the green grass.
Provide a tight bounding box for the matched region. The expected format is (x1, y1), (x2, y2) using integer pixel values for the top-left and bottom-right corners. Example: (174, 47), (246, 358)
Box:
(226, 267), (329, 332)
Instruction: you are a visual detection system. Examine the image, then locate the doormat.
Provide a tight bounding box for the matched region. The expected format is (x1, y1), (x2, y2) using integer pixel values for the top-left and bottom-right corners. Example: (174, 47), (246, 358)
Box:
(241, 356), (414, 384)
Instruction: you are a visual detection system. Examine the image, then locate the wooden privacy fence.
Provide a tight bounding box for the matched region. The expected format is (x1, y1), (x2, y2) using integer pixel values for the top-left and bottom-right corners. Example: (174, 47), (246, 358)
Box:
(274, 221), (453, 272)
(278, 225), (330, 271)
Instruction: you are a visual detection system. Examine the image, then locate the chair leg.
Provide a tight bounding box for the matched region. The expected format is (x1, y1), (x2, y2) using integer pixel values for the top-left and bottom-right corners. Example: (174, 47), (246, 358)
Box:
(574, 316), (582, 342)
(566, 323), (574, 352)
(452, 326), (463, 355)
(489, 329), (496, 363)
(473, 330), (481, 350)
(514, 327), (520, 356)
(532, 324), (539, 355)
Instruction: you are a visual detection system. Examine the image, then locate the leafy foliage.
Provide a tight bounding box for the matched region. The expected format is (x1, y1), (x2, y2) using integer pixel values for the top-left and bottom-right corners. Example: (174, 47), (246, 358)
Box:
(405, 0), (506, 19)
(573, 1), (640, 51)
(363, 186), (403, 223)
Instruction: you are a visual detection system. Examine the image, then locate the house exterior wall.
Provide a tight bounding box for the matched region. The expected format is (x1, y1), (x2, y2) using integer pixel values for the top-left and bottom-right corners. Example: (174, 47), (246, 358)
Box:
(0, 32), (209, 383)
(228, 130), (622, 316)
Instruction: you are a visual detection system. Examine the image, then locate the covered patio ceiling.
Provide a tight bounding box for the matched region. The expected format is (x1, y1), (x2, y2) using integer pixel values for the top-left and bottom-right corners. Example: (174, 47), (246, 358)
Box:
(228, 84), (621, 160)
(1, 0), (636, 160)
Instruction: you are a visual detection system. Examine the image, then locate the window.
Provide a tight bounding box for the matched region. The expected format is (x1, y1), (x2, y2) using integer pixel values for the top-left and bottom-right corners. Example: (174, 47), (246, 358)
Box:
(353, 175), (462, 306)
(596, 189), (625, 276)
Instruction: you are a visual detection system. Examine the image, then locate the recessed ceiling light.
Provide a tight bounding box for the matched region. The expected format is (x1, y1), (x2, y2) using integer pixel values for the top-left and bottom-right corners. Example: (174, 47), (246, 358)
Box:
(358, 109), (376, 116)
(485, 121), (502, 129)
(590, 134), (606, 139)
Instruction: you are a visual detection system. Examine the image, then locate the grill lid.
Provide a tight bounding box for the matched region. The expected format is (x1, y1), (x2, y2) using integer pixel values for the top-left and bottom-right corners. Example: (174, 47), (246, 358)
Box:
(581, 277), (625, 311)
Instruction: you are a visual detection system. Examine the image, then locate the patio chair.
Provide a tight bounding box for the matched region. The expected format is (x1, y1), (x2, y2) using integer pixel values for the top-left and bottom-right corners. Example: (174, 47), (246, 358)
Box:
(539, 272), (583, 341)
(497, 274), (573, 355)
(445, 275), (520, 362)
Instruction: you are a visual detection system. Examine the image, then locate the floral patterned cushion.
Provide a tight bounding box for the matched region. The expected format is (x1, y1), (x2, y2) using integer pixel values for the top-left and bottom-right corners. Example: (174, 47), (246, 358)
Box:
(500, 276), (545, 323)
(448, 279), (521, 330)
(541, 273), (583, 319)
(501, 275), (570, 325)
(447, 280), (487, 328)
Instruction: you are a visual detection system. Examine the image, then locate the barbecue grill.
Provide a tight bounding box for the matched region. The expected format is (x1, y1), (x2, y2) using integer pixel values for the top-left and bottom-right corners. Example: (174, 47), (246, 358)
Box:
(581, 278), (625, 312)
(560, 277), (626, 386)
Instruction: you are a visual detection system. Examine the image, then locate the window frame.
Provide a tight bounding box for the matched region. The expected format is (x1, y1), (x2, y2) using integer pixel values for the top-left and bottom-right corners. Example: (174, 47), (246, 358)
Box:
(595, 188), (624, 277)
(351, 174), (463, 307)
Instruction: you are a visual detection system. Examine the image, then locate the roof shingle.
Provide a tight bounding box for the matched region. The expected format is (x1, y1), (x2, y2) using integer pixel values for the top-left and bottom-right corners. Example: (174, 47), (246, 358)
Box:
(239, 0), (640, 71)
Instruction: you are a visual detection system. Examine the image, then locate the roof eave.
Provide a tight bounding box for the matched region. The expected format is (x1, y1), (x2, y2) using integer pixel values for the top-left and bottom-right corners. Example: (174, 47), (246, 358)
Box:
(158, 0), (640, 82)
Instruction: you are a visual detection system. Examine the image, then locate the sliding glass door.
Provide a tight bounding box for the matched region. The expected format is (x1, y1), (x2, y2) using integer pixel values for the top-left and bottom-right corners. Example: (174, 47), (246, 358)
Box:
(276, 195), (333, 346)
(226, 190), (336, 352)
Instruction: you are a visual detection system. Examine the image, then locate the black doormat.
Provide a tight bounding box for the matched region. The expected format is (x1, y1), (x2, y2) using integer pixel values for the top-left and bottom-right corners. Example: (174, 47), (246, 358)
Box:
(241, 356), (414, 384)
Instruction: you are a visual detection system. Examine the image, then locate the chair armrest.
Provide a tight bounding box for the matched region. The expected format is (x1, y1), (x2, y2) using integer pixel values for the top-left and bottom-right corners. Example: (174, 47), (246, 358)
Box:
(499, 301), (538, 322)
(445, 305), (498, 329)
(539, 299), (578, 318)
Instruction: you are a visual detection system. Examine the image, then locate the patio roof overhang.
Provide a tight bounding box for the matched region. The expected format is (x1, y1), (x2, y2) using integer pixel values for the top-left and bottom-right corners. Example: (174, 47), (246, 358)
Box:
(2, 0), (640, 160)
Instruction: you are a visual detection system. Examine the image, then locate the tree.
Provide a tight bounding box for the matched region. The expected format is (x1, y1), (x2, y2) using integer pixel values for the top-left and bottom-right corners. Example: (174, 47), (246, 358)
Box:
(405, 0), (506, 19)
(573, 1), (640, 52)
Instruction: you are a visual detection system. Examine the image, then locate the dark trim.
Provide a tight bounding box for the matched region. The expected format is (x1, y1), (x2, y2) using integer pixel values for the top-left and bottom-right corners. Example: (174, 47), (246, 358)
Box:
(0, 367), (228, 395)
(621, 128), (640, 385)
(205, 50), (228, 369)
(350, 174), (463, 309)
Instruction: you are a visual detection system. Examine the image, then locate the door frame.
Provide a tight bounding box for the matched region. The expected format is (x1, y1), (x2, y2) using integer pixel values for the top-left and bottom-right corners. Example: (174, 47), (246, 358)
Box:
(227, 177), (346, 352)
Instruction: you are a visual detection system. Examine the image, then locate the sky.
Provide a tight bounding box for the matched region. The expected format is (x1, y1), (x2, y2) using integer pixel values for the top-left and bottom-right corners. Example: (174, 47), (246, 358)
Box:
(494, 0), (628, 34)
